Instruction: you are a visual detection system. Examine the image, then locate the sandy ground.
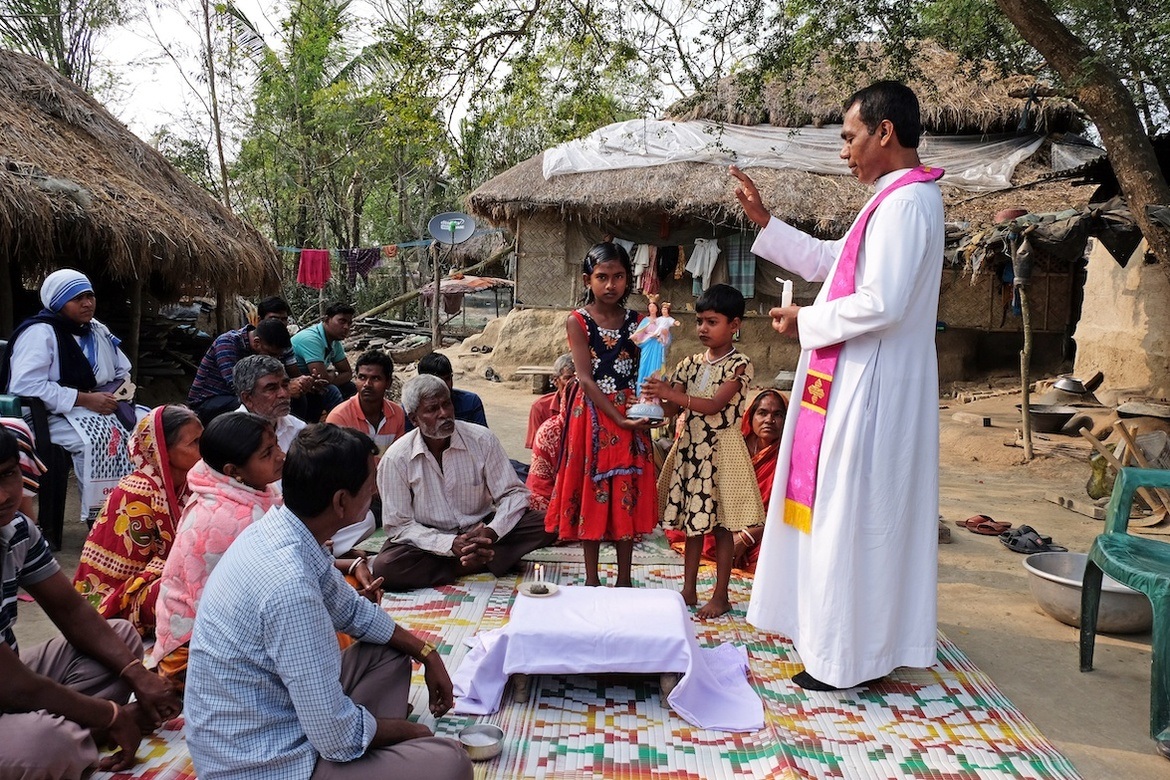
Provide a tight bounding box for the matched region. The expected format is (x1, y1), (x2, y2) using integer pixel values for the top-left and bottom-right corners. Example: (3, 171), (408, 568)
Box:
(14, 364), (1166, 779)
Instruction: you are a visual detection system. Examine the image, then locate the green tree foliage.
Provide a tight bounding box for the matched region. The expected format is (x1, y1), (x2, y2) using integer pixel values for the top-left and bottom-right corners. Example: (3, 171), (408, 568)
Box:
(0, 0), (121, 88)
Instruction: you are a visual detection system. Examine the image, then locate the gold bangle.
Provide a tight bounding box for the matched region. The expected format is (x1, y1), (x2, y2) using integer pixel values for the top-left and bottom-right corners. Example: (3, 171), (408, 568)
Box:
(685, 395), (691, 411)
(105, 700), (120, 729)
(119, 658), (144, 678)
(416, 641), (436, 662)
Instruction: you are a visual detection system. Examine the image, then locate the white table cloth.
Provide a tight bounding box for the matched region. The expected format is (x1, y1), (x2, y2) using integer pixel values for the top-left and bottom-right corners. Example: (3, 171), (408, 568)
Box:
(452, 586), (764, 732)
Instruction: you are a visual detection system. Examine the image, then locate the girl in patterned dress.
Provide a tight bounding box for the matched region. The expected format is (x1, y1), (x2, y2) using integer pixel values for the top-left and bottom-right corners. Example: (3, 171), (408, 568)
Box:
(644, 284), (764, 618)
(546, 243), (659, 587)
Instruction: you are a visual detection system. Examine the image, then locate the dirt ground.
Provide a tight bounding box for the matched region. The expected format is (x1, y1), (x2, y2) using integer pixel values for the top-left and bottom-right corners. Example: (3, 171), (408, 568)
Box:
(14, 358), (1166, 779)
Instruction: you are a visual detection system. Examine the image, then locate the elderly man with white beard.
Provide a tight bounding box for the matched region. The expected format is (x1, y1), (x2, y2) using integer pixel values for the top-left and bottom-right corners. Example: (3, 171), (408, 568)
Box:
(370, 375), (555, 591)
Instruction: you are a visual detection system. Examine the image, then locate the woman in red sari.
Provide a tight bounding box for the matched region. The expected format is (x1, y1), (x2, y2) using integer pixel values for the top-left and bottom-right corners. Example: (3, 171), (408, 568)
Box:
(73, 404), (202, 636)
(666, 389), (786, 573)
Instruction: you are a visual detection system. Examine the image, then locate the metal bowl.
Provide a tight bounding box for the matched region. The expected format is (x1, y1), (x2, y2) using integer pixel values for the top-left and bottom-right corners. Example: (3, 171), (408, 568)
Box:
(459, 724), (504, 761)
(1053, 377), (1088, 395)
(1023, 552), (1152, 634)
(1017, 404), (1078, 433)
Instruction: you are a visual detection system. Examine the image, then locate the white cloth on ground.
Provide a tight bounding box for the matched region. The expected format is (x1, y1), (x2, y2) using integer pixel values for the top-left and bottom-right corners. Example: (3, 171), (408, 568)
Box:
(452, 586), (763, 732)
(746, 167), (944, 688)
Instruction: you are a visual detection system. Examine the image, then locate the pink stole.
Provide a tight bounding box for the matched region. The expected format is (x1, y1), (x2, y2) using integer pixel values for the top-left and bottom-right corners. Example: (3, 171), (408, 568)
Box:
(783, 166), (944, 533)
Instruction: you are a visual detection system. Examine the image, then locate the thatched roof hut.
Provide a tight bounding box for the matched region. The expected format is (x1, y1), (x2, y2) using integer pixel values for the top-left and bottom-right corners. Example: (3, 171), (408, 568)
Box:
(0, 48), (279, 332)
(667, 42), (1082, 134)
(466, 44), (1096, 378)
(469, 42), (1089, 239)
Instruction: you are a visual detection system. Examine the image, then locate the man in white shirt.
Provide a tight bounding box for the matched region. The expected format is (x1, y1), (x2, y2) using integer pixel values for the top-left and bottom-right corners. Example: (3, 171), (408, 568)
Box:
(370, 375), (555, 591)
(233, 355), (306, 453)
(733, 81), (945, 691)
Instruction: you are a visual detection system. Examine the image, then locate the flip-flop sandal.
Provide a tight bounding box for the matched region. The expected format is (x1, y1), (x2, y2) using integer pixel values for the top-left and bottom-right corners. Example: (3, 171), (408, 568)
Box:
(999, 525), (1053, 544)
(1000, 528), (1068, 553)
(956, 514), (997, 529)
(969, 518), (1012, 535)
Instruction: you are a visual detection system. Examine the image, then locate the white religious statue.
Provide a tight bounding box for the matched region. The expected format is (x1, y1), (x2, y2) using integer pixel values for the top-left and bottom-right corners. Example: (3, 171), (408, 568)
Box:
(628, 299), (679, 420)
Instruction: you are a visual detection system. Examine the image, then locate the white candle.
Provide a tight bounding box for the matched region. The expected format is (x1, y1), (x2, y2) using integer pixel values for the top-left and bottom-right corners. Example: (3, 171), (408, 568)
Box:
(781, 279), (793, 308)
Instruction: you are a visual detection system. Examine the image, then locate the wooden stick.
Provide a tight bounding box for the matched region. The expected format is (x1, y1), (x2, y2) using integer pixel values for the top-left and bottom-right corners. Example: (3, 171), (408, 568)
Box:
(1079, 428), (1164, 522)
(1113, 422), (1170, 511)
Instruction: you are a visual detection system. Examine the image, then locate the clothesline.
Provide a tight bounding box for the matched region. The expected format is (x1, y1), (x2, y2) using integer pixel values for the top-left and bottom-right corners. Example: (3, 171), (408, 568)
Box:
(276, 227), (504, 254)
(287, 228), (505, 288)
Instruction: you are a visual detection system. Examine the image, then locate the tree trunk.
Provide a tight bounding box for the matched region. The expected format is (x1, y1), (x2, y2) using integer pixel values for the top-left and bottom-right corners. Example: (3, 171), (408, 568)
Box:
(201, 0), (231, 207)
(995, 0), (1170, 276)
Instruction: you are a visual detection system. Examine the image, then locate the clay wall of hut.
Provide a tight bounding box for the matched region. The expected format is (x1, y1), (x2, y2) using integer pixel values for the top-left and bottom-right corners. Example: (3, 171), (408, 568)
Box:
(1074, 240), (1170, 396)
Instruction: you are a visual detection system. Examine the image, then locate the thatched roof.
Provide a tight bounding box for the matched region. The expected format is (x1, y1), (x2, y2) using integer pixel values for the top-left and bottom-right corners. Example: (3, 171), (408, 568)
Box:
(0, 49), (279, 297)
(667, 42), (1083, 135)
(467, 150), (1092, 239)
(469, 41), (1092, 238)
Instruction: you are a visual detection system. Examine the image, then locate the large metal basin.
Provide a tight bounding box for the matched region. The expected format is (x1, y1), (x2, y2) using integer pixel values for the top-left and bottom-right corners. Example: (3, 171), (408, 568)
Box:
(1023, 552), (1152, 634)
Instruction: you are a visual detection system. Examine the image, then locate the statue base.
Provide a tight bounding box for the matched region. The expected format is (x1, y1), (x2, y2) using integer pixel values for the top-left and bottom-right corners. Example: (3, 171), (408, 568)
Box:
(627, 401), (664, 422)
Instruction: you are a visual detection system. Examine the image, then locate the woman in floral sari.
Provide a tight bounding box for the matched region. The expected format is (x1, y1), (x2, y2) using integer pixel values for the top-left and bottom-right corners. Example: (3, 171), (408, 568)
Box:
(665, 389), (786, 573)
(72, 404), (203, 635)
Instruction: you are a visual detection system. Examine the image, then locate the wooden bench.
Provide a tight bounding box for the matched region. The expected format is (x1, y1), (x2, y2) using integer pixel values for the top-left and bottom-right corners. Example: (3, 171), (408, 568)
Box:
(513, 365), (556, 394)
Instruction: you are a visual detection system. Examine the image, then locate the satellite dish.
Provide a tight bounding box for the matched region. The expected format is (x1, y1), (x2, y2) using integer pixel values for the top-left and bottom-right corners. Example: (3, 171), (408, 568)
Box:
(427, 212), (477, 244)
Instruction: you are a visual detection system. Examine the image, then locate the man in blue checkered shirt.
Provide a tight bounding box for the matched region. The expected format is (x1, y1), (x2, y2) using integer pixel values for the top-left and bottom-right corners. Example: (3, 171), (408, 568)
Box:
(185, 424), (472, 780)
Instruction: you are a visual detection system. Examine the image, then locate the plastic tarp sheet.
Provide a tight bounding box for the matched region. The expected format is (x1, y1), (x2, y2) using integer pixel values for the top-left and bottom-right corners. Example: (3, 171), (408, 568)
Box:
(543, 119), (1043, 192)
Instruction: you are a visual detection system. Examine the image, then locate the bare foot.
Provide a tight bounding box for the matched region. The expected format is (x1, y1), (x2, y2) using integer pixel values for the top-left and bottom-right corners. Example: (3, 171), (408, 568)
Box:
(681, 588), (698, 607)
(614, 579), (634, 588)
(696, 596), (732, 619)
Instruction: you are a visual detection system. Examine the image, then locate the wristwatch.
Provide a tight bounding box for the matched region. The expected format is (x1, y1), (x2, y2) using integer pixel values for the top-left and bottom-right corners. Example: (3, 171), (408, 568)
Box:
(416, 641), (436, 662)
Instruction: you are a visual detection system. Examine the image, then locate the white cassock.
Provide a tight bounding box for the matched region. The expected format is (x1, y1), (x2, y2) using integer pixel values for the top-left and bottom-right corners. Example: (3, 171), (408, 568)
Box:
(747, 167), (945, 688)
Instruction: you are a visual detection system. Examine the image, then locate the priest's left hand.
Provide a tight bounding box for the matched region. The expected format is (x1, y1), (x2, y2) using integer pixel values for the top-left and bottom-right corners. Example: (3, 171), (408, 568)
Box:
(769, 305), (800, 339)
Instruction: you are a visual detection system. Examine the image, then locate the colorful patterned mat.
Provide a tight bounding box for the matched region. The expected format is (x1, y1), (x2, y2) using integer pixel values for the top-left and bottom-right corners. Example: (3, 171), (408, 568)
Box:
(357, 527), (684, 564)
(98, 563), (1082, 780)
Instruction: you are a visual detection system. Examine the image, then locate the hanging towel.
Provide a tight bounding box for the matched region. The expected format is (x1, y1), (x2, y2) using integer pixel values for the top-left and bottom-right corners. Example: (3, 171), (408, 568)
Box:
(724, 233), (758, 298)
(297, 249), (332, 289)
(341, 247), (383, 284)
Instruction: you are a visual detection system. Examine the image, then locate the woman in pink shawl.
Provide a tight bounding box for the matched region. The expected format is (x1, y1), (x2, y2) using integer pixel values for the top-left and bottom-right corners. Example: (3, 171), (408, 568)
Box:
(152, 412), (283, 686)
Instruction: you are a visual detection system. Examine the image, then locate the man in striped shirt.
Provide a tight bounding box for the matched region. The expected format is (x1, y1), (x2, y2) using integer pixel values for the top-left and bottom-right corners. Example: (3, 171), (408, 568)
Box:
(0, 426), (181, 776)
(187, 318), (313, 425)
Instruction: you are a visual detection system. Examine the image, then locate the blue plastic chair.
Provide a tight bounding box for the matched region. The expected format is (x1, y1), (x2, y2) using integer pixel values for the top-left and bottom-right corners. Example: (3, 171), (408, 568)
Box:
(1080, 467), (1170, 758)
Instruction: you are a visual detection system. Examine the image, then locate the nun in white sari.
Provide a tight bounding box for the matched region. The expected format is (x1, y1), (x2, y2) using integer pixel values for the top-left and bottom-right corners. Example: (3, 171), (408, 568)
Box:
(1, 269), (142, 523)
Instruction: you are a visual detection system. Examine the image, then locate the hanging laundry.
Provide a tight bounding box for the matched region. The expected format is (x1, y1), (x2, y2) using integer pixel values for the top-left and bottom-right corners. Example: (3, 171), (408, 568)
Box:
(686, 238), (721, 292)
(297, 249), (332, 289)
(674, 246), (687, 280)
(613, 238), (635, 257)
(632, 244), (652, 279)
(655, 246), (678, 281)
(641, 262), (660, 296)
(724, 233), (758, 298)
(340, 247), (383, 284)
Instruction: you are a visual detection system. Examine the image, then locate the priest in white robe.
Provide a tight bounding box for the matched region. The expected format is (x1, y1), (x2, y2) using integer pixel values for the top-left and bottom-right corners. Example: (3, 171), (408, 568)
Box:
(731, 81), (945, 691)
